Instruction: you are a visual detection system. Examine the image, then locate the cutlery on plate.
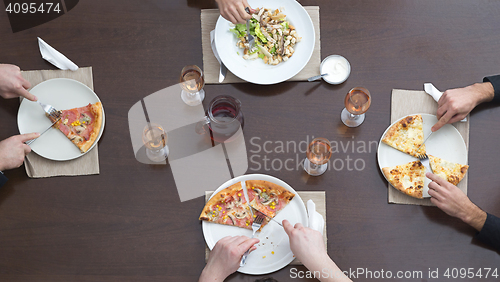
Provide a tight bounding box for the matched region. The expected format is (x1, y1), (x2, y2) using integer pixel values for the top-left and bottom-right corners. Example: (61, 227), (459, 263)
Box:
(210, 30), (227, 83)
(239, 213), (265, 267)
(25, 117), (61, 146)
(416, 131), (434, 173)
(37, 101), (61, 121)
(307, 73), (329, 82)
(251, 206), (283, 226)
(244, 7), (255, 50)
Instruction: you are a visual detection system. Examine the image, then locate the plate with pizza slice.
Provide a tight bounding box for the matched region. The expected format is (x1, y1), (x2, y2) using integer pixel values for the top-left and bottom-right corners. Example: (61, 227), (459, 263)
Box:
(17, 78), (105, 161)
(377, 114), (468, 198)
(200, 174), (308, 275)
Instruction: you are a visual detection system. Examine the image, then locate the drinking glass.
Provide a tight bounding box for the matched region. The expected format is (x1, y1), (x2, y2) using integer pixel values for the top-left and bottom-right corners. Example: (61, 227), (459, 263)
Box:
(196, 95), (244, 143)
(303, 137), (332, 176)
(179, 65), (205, 106)
(142, 123), (169, 162)
(341, 87), (371, 127)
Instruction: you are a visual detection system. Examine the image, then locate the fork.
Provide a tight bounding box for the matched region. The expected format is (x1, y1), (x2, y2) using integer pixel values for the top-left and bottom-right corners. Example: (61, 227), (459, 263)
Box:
(37, 101), (61, 121)
(239, 213), (265, 267)
(244, 7), (255, 50)
(416, 131), (433, 172)
(25, 116), (61, 146)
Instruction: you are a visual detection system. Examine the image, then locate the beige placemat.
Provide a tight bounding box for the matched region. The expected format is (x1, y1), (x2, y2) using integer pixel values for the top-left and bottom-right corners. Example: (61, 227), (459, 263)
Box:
(388, 89), (469, 206)
(204, 191), (326, 265)
(21, 67), (100, 178)
(201, 7), (321, 84)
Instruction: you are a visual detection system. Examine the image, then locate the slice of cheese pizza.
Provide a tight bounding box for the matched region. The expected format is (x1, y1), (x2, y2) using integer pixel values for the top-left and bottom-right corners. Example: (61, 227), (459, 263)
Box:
(429, 155), (469, 185)
(382, 114), (426, 158)
(382, 160), (426, 199)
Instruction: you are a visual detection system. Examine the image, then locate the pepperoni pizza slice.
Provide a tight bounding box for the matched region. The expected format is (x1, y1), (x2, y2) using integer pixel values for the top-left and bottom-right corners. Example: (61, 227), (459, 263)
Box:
(55, 102), (103, 153)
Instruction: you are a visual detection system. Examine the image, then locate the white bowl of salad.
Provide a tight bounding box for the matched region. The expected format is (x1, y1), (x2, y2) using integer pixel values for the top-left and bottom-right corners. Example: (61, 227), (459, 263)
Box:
(214, 0), (315, 85)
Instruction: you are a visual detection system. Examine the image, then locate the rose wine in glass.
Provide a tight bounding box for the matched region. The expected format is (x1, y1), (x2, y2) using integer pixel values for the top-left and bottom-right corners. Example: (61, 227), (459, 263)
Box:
(142, 123), (169, 162)
(180, 65), (205, 106)
(304, 137), (332, 176)
(341, 87), (371, 127)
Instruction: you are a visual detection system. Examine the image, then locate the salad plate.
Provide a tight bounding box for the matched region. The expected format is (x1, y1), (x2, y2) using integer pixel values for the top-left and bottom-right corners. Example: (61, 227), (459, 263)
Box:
(214, 0), (315, 85)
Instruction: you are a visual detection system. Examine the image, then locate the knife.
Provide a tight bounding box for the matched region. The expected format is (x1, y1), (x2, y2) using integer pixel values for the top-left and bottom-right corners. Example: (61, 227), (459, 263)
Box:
(210, 29), (227, 83)
(25, 117), (61, 146)
(251, 206), (283, 227)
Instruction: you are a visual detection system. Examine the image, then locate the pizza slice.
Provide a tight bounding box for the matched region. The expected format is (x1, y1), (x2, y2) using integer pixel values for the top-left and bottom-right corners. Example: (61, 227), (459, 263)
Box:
(199, 182), (254, 230)
(382, 160), (426, 199)
(245, 180), (295, 230)
(55, 102), (103, 153)
(429, 155), (469, 185)
(382, 114), (426, 158)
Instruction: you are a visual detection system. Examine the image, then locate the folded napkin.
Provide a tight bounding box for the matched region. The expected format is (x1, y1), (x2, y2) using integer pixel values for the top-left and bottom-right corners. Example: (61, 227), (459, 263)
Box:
(389, 89), (469, 206)
(38, 37), (79, 71)
(424, 83), (466, 122)
(307, 199), (325, 235)
(21, 67), (99, 178)
(201, 7), (321, 84)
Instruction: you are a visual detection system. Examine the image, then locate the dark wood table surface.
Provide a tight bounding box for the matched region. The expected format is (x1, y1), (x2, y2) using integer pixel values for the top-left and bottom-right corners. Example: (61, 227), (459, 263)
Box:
(1, 0), (499, 281)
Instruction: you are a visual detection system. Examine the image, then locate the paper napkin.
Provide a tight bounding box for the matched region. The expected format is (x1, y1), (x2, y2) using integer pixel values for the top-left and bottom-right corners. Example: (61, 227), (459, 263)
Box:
(38, 37), (79, 71)
(307, 199), (324, 235)
(424, 83), (466, 122)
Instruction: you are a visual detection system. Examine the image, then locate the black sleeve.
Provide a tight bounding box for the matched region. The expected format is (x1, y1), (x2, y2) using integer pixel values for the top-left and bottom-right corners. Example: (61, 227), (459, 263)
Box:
(483, 75), (500, 103)
(475, 213), (500, 252)
(0, 172), (7, 188)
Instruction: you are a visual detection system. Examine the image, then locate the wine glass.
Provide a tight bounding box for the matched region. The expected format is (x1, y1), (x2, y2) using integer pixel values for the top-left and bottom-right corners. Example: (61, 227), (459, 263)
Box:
(142, 123), (169, 162)
(179, 65), (205, 106)
(341, 87), (371, 127)
(303, 137), (332, 176)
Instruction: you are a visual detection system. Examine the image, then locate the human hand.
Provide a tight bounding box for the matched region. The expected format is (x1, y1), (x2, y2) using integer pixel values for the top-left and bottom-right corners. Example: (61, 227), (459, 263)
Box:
(0, 133), (39, 171)
(0, 64), (36, 101)
(431, 82), (494, 132)
(426, 172), (487, 231)
(282, 220), (329, 267)
(199, 236), (259, 282)
(215, 0), (254, 24)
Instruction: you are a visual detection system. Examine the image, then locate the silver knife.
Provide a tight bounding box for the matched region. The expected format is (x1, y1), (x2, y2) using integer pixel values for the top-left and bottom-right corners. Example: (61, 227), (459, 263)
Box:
(25, 117), (61, 146)
(210, 29), (227, 83)
(251, 206), (283, 227)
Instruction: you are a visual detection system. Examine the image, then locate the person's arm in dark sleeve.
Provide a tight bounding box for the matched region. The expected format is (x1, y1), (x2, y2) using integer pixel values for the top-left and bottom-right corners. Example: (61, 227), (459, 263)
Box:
(483, 75), (500, 103)
(0, 171), (8, 188)
(475, 213), (500, 252)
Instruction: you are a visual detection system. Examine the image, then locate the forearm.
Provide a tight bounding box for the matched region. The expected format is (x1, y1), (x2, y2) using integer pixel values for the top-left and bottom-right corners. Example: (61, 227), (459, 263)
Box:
(199, 267), (225, 282)
(302, 254), (352, 282)
(460, 203), (487, 232)
(466, 82), (495, 106)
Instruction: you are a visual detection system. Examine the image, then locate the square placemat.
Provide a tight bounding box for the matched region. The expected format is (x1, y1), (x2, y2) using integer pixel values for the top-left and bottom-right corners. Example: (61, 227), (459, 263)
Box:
(388, 89), (469, 206)
(21, 67), (100, 178)
(201, 7), (321, 84)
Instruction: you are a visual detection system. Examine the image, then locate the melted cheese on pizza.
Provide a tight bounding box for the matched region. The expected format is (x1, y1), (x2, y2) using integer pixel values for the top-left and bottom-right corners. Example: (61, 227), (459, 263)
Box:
(382, 115), (426, 157)
(429, 155), (469, 185)
(383, 160), (426, 199)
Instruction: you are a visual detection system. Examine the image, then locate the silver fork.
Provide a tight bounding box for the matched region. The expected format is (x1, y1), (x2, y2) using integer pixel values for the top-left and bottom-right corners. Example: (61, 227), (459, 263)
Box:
(244, 7), (255, 50)
(239, 213), (265, 267)
(416, 131), (433, 171)
(37, 101), (61, 121)
(25, 116), (61, 146)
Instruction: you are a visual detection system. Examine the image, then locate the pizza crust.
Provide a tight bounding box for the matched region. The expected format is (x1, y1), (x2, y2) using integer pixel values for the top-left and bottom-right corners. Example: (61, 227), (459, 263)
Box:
(429, 155), (469, 185)
(79, 102), (103, 153)
(199, 182), (242, 222)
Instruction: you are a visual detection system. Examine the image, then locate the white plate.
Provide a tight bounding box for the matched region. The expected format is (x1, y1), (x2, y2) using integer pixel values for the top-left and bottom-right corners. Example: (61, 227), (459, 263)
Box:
(377, 114), (467, 198)
(202, 174), (308, 275)
(214, 0), (315, 85)
(18, 78), (105, 161)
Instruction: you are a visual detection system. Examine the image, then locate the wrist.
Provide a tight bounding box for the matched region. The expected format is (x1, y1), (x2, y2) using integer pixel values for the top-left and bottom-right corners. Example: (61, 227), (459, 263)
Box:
(461, 202), (487, 231)
(199, 266), (226, 282)
(471, 82), (495, 105)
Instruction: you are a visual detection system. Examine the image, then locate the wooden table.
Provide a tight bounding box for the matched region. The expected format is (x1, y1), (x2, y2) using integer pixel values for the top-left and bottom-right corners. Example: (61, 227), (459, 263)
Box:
(1, 0), (499, 281)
